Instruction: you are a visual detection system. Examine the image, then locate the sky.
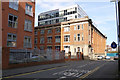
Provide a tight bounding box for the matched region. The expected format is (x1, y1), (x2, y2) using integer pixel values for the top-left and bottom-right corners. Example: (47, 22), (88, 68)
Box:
(35, 0), (117, 45)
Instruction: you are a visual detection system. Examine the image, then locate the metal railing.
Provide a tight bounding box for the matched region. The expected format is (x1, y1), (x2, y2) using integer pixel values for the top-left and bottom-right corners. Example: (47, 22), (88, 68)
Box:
(9, 49), (65, 64)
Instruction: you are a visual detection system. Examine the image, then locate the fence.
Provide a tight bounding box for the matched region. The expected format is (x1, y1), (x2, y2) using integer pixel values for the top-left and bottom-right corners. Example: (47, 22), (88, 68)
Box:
(9, 48), (65, 64)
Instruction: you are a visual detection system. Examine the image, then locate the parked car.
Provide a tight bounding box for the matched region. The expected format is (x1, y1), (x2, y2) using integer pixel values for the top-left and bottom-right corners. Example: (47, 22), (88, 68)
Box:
(97, 56), (103, 60)
(114, 56), (118, 60)
(105, 56), (111, 60)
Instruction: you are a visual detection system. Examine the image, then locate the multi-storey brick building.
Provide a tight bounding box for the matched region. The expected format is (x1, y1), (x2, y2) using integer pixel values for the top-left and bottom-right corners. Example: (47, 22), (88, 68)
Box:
(34, 23), (61, 51)
(2, 0), (35, 58)
(35, 17), (107, 59)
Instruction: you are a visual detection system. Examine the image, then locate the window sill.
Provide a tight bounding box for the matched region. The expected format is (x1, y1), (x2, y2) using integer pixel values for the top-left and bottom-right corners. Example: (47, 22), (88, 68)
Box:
(24, 30), (32, 32)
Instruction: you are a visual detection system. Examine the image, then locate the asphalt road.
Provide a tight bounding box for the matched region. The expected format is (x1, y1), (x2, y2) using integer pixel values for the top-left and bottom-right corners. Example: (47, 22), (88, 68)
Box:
(2, 60), (119, 80)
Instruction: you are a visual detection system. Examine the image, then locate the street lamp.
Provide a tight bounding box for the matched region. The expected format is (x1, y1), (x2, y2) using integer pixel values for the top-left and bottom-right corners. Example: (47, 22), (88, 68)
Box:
(110, 0), (120, 75)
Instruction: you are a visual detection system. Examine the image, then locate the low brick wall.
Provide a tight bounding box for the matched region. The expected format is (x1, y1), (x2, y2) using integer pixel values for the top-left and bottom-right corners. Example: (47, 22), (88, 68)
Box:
(2, 47), (65, 70)
(3, 59), (65, 70)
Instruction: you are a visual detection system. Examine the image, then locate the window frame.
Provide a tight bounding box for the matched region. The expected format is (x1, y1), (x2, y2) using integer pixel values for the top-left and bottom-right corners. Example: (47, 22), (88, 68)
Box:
(7, 33), (17, 47)
(8, 14), (18, 28)
(24, 19), (32, 32)
(64, 35), (70, 42)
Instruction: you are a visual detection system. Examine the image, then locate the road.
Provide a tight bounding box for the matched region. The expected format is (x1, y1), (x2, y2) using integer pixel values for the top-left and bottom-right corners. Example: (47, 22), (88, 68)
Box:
(2, 60), (119, 80)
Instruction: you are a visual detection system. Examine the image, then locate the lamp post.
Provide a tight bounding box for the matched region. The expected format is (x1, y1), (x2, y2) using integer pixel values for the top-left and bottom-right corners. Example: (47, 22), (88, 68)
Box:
(111, 0), (120, 75)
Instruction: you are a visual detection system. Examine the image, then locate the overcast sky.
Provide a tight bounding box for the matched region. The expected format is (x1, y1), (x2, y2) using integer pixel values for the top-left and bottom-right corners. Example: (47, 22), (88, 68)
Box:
(35, 0), (117, 45)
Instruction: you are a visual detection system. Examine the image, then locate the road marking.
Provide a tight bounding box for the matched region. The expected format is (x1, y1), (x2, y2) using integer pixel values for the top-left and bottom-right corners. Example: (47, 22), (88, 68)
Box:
(77, 63), (106, 80)
(3, 65), (67, 79)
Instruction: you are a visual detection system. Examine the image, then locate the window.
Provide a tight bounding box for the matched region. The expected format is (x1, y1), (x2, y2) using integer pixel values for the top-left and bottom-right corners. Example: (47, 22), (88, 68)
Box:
(40, 37), (44, 44)
(89, 30), (90, 35)
(78, 34), (80, 41)
(9, 0), (19, 10)
(34, 31), (37, 35)
(40, 46), (44, 50)
(24, 36), (32, 48)
(78, 25), (80, 30)
(82, 48), (84, 53)
(40, 30), (44, 34)
(26, 3), (33, 16)
(24, 19), (32, 32)
(82, 34), (84, 41)
(47, 29), (52, 34)
(55, 36), (60, 43)
(74, 48), (76, 53)
(82, 24), (84, 30)
(47, 46), (52, 51)
(47, 36), (52, 43)
(78, 47), (80, 52)
(74, 25), (76, 30)
(56, 19), (59, 23)
(64, 27), (70, 32)
(74, 34), (76, 41)
(64, 35), (70, 42)
(34, 38), (37, 44)
(34, 46), (37, 49)
(64, 46), (70, 53)
(75, 15), (77, 18)
(55, 46), (60, 51)
(55, 28), (60, 33)
(8, 14), (18, 28)
(7, 33), (17, 47)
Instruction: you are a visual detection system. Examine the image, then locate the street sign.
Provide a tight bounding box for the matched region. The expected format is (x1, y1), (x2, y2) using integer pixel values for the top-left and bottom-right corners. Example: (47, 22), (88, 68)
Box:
(111, 41), (117, 49)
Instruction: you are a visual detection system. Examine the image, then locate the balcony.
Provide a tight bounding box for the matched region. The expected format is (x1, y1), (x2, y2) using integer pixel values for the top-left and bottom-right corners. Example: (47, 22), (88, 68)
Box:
(25, 10), (33, 17)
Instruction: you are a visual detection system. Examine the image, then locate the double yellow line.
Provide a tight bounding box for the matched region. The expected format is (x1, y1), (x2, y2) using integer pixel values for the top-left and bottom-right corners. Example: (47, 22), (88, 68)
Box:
(77, 63), (105, 80)
(2, 65), (67, 79)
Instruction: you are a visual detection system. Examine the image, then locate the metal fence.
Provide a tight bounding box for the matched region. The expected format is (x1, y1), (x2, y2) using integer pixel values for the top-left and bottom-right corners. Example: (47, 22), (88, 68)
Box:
(9, 49), (65, 64)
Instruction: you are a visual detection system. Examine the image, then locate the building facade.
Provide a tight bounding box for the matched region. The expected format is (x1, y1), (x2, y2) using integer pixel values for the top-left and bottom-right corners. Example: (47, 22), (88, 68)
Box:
(35, 17), (107, 59)
(34, 23), (61, 51)
(2, 0), (35, 56)
(38, 4), (88, 26)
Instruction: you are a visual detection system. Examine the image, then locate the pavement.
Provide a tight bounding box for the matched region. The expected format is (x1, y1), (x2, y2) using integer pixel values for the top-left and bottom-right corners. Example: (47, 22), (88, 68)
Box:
(2, 60), (119, 80)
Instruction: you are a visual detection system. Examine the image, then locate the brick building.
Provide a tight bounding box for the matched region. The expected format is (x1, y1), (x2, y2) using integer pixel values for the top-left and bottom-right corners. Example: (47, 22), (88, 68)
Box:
(35, 17), (107, 59)
(2, 0), (35, 58)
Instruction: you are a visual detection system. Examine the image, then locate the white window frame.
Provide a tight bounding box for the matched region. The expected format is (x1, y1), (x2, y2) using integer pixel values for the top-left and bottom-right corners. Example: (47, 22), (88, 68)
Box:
(8, 14), (18, 28)
(82, 24), (84, 30)
(78, 25), (80, 30)
(40, 37), (44, 44)
(7, 33), (17, 47)
(25, 3), (33, 16)
(64, 27), (70, 32)
(74, 25), (76, 30)
(24, 36), (32, 48)
(24, 19), (32, 32)
(74, 34), (76, 41)
(64, 35), (70, 42)
(77, 34), (80, 41)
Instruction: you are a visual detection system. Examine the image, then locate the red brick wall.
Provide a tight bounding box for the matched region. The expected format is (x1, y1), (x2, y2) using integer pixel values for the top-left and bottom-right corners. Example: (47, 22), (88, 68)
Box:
(2, 1), (35, 50)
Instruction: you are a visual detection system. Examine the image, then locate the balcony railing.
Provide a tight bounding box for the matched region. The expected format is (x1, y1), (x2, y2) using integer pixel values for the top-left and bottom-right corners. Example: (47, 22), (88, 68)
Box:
(24, 43), (32, 48)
